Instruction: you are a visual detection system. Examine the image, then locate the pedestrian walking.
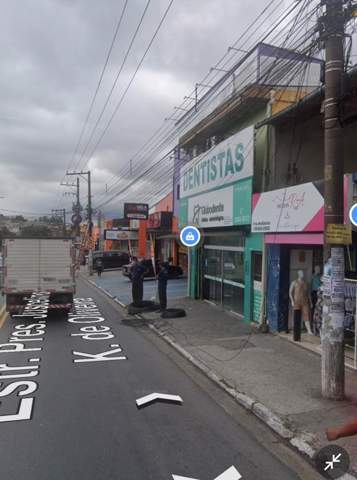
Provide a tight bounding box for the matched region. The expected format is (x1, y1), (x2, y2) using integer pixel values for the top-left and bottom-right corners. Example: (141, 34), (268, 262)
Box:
(158, 261), (169, 311)
(95, 258), (104, 277)
(131, 258), (146, 306)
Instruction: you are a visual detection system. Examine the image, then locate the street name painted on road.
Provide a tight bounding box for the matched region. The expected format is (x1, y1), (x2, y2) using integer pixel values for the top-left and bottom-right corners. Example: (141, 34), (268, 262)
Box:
(0, 292), (50, 422)
(68, 298), (127, 364)
(172, 466), (242, 480)
(136, 392), (183, 409)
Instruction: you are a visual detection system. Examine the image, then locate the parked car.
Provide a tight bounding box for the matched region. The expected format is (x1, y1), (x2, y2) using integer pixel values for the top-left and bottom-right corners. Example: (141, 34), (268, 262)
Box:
(93, 251), (130, 270)
(122, 259), (183, 280)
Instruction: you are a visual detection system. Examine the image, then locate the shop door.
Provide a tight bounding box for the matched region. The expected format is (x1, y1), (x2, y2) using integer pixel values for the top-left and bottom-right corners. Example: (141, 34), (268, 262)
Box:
(203, 248), (222, 305)
(203, 246), (244, 315)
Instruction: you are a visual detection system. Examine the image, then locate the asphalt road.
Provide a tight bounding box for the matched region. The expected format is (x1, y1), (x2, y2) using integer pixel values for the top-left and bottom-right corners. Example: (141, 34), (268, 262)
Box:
(0, 278), (322, 480)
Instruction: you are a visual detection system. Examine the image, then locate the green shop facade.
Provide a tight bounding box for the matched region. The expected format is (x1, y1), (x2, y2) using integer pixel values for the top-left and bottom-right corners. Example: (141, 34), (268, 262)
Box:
(179, 126), (263, 322)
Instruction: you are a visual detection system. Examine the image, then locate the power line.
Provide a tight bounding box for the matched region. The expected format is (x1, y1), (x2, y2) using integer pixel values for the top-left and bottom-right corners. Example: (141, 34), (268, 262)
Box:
(55, 0), (129, 208)
(73, 0), (153, 172)
(68, 0), (129, 173)
(94, 0), (285, 198)
(94, 2), (320, 209)
(81, 0), (176, 173)
(94, 0), (315, 204)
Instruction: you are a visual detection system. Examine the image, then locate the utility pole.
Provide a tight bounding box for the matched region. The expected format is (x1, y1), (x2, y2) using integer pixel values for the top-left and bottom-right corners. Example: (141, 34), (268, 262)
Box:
(66, 170), (93, 275)
(51, 208), (66, 236)
(319, 0), (347, 400)
(97, 209), (104, 251)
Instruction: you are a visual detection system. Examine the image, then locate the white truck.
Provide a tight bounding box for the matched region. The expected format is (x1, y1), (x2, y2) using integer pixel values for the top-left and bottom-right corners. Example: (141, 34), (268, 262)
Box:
(2, 238), (75, 316)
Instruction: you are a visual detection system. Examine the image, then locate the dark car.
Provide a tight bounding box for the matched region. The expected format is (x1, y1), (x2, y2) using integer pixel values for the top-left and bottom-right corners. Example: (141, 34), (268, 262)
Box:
(122, 259), (183, 280)
(93, 251), (130, 271)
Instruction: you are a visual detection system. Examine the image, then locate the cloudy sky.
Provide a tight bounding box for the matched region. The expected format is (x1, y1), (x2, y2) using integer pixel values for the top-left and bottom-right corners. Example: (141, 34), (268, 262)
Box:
(0, 0), (292, 218)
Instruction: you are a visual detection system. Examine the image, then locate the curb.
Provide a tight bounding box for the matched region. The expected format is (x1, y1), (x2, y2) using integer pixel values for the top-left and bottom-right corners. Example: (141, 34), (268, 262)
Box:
(146, 321), (317, 458)
(84, 277), (357, 477)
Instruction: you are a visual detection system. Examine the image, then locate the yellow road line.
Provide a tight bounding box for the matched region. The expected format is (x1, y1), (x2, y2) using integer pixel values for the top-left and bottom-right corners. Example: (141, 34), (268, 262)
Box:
(0, 305), (8, 329)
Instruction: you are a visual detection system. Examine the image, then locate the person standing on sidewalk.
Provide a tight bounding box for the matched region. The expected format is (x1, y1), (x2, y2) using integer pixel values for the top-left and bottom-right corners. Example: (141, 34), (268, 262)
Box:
(95, 258), (104, 277)
(131, 258), (146, 307)
(158, 261), (169, 311)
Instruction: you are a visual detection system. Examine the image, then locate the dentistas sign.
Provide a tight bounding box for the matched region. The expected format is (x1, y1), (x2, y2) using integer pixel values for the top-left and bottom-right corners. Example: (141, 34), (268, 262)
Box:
(180, 126), (253, 199)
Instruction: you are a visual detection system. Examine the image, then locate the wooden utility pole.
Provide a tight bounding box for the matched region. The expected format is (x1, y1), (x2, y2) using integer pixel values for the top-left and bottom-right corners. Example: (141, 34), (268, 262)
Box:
(319, 0), (346, 400)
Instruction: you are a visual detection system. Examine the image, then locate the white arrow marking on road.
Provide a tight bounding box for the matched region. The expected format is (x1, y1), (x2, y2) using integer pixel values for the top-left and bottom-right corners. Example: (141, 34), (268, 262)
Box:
(172, 466), (242, 480)
(214, 466), (242, 480)
(172, 476), (199, 480)
(136, 393), (183, 408)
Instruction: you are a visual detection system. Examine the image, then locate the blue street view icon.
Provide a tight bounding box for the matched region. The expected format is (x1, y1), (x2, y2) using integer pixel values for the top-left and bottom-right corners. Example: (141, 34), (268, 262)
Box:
(349, 203), (357, 227)
(180, 226), (201, 248)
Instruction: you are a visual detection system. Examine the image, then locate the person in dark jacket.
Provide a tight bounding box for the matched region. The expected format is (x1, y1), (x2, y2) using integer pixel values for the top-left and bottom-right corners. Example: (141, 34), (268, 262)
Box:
(158, 261), (169, 311)
(95, 258), (104, 277)
(131, 258), (146, 306)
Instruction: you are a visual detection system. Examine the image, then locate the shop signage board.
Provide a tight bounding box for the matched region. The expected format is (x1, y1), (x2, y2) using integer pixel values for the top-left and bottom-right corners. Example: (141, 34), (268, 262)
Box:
(325, 224), (352, 245)
(181, 178), (252, 228)
(180, 126), (254, 199)
(104, 230), (138, 241)
(147, 211), (172, 229)
(124, 203), (149, 220)
(251, 182), (324, 233)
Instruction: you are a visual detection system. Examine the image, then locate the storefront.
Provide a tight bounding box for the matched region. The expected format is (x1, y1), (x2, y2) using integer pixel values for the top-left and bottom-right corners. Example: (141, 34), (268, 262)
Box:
(252, 181), (327, 331)
(179, 126), (262, 319)
(104, 229), (139, 256)
(147, 211), (174, 262)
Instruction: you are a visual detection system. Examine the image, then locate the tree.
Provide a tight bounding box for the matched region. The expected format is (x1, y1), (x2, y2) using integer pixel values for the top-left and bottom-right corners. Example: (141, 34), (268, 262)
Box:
(20, 225), (52, 238)
(0, 227), (15, 241)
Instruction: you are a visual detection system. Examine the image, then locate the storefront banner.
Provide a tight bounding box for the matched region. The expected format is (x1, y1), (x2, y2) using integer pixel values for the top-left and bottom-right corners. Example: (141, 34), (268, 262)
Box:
(251, 182), (324, 233)
(180, 126), (254, 199)
(185, 178), (252, 228)
(104, 230), (138, 241)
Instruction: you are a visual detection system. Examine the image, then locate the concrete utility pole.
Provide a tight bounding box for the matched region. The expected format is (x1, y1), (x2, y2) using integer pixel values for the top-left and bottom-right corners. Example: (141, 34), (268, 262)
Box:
(319, 0), (346, 400)
(97, 209), (104, 251)
(75, 177), (81, 239)
(66, 170), (93, 275)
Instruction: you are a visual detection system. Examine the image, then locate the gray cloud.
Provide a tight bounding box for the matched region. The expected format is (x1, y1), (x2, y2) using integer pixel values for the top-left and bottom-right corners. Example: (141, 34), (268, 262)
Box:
(0, 0), (269, 217)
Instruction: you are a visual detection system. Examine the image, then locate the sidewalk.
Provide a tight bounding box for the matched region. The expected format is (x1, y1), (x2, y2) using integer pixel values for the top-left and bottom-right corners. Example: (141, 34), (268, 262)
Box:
(84, 271), (357, 475)
(140, 298), (357, 472)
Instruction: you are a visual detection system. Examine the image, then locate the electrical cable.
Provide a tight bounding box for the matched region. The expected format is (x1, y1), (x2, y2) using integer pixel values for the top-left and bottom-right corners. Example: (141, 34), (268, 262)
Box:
(78, 0), (175, 173)
(96, 10), (321, 210)
(93, 1), (302, 199)
(73, 0), (153, 172)
(92, 0), (320, 206)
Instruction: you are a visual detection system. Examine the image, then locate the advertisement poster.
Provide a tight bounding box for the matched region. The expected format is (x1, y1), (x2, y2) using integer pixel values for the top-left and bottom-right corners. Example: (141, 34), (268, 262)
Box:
(251, 182), (324, 233)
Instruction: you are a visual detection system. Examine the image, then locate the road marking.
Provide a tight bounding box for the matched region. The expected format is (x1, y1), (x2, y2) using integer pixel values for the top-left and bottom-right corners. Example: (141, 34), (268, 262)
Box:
(214, 466), (242, 480)
(136, 392), (183, 409)
(0, 397), (34, 423)
(0, 306), (8, 329)
(172, 467), (242, 480)
(172, 476), (199, 480)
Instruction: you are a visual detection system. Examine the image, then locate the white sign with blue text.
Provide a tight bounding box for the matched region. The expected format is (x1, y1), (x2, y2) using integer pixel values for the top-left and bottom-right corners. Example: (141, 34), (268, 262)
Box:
(180, 126), (253, 199)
